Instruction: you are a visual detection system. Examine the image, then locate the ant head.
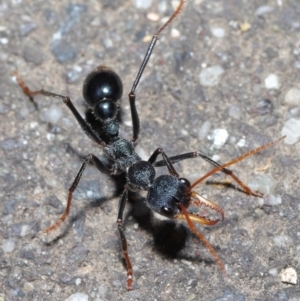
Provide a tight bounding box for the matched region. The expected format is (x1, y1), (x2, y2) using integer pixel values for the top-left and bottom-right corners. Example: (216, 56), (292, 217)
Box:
(83, 66), (123, 121)
(147, 175), (191, 218)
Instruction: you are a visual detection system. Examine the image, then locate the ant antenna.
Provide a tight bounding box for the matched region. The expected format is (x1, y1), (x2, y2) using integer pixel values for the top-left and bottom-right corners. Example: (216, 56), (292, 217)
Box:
(128, 0), (185, 142)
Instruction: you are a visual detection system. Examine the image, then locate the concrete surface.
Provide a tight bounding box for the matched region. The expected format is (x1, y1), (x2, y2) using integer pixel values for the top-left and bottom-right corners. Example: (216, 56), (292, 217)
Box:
(1, 0), (300, 300)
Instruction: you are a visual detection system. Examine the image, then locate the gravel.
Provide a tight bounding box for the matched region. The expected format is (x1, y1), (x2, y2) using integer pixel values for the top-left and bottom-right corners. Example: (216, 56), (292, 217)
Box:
(1, 0), (300, 300)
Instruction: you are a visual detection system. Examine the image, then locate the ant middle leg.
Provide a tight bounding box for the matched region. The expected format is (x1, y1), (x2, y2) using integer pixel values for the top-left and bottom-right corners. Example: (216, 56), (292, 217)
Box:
(148, 148), (180, 177)
(117, 188), (133, 290)
(45, 154), (112, 234)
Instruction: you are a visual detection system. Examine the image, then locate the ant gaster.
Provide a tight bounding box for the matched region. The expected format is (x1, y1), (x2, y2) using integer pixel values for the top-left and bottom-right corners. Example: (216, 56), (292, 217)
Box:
(14, 0), (285, 290)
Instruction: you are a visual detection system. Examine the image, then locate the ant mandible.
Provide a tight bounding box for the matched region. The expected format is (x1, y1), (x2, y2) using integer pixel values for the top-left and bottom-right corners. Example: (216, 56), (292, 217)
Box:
(14, 0), (285, 290)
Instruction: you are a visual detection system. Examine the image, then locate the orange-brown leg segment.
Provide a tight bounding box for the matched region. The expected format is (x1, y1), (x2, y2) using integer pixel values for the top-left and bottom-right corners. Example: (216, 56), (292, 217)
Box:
(117, 189), (133, 290)
(177, 204), (225, 275)
(187, 136), (286, 193)
(45, 154), (111, 234)
(13, 70), (42, 108)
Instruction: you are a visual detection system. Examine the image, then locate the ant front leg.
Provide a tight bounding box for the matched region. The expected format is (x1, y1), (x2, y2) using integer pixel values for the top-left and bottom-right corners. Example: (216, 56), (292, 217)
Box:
(14, 71), (105, 146)
(117, 188), (133, 291)
(153, 151), (262, 197)
(45, 154), (112, 234)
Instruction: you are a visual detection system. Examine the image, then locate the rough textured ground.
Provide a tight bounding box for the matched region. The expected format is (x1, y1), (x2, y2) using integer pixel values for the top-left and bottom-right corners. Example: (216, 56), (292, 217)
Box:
(1, 0), (300, 300)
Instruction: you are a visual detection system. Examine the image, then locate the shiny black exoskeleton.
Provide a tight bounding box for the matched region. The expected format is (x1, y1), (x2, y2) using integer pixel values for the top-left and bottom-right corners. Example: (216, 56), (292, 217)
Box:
(16, 0), (234, 291)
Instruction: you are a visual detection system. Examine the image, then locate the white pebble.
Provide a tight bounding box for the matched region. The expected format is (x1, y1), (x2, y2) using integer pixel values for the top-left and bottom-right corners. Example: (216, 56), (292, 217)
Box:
(132, 0), (152, 9)
(264, 73), (280, 89)
(199, 65), (225, 87)
(75, 278), (81, 285)
(103, 37), (113, 49)
(39, 105), (63, 124)
(20, 224), (31, 237)
(236, 137), (246, 147)
(2, 238), (15, 253)
(64, 293), (89, 301)
(273, 235), (293, 248)
(281, 267), (297, 285)
(268, 268), (278, 276)
(281, 118), (300, 145)
(284, 87), (300, 106)
(248, 174), (276, 195)
(171, 28), (180, 38)
(255, 6), (274, 16)
(211, 128), (229, 149)
(211, 27), (225, 38)
(147, 12), (159, 22)
(263, 194), (282, 206)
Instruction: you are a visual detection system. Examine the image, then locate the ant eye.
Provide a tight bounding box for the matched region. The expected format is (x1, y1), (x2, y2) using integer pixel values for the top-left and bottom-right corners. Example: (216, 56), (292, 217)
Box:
(179, 178), (191, 188)
(160, 206), (175, 218)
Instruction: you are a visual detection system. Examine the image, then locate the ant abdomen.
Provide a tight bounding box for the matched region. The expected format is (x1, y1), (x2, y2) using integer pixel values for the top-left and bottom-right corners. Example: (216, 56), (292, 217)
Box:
(83, 66), (123, 121)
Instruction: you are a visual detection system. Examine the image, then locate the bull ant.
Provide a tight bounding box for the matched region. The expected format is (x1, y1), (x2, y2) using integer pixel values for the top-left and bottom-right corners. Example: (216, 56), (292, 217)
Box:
(14, 0), (284, 290)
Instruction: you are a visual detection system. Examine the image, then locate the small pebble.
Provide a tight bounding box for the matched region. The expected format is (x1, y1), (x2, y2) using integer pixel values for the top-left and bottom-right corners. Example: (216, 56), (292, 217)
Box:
(280, 267), (297, 285)
(236, 137), (246, 147)
(2, 238), (15, 253)
(210, 128), (229, 149)
(20, 224), (31, 237)
(264, 73), (280, 89)
(64, 293), (89, 301)
(211, 27), (225, 38)
(284, 87), (300, 106)
(255, 6), (274, 16)
(199, 65), (225, 87)
(248, 174), (276, 195)
(147, 12), (159, 22)
(263, 194), (282, 206)
(281, 118), (300, 145)
(65, 65), (83, 84)
(240, 22), (251, 32)
(268, 268), (278, 276)
(23, 282), (34, 292)
(132, 0), (152, 9)
(171, 28), (180, 38)
(273, 235), (293, 248)
(39, 105), (63, 124)
(75, 278), (81, 285)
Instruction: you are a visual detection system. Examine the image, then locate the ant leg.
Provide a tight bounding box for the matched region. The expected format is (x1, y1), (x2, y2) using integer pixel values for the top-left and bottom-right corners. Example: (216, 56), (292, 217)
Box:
(148, 148), (179, 177)
(153, 151), (260, 196)
(187, 136), (286, 194)
(14, 71), (105, 146)
(117, 188), (133, 291)
(45, 154), (112, 234)
(128, 0), (185, 142)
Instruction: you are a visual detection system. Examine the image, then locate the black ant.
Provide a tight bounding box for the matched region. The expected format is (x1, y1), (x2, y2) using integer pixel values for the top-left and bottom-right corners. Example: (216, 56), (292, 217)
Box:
(14, 0), (285, 290)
